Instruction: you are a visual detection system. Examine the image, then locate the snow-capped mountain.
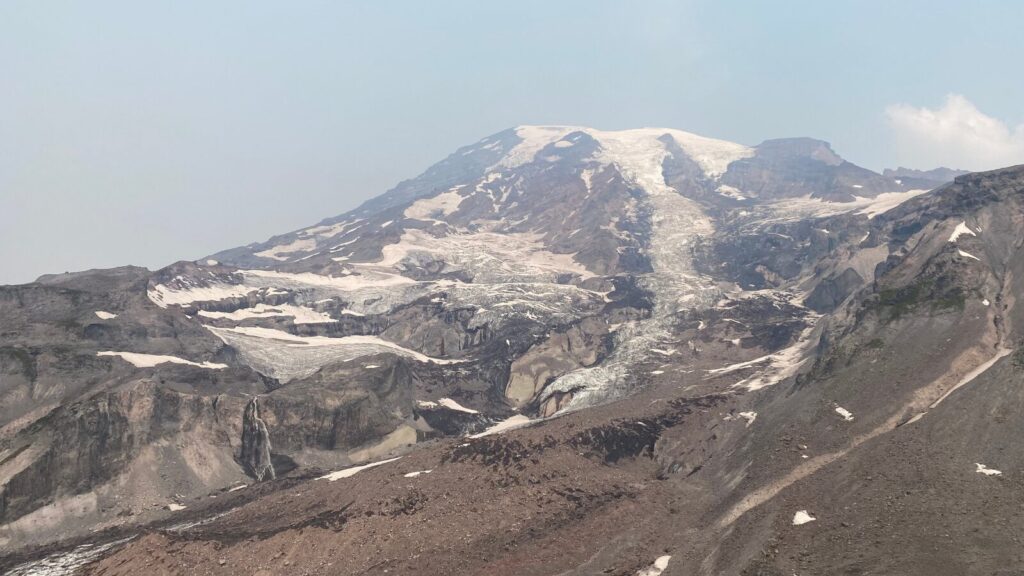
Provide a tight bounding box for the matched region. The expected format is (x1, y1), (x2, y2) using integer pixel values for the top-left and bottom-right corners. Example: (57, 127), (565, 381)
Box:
(5, 126), (1020, 576)
(152, 127), (929, 415)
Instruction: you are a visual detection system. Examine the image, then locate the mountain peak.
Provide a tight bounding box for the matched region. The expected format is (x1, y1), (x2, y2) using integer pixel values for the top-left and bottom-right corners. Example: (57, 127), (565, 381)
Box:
(499, 125), (755, 179)
(754, 137), (844, 166)
(882, 166), (971, 184)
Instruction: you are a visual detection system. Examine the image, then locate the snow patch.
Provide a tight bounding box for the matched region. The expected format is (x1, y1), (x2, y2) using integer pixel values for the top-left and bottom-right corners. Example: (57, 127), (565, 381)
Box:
(5, 536), (137, 576)
(97, 351), (227, 370)
(637, 555), (672, 576)
(792, 510), (816, 525)
(198, 303), (333, 324)
(904, 412), (927, 425)
(404, 189), (466, 221)
(148, 280), (258, 308)
(255, 238), (317, 261)
(705, 323), (818, 392)
(976, 463), (1002, 476)
(853, 190), (930, 218)
(834, 405), (855, 421)
(763, 190), (928, 222)
(232, 269), (421, 316)
(369, 228), (593, 283)
(404, 470), (432, 478)
(949, 221), (977, 243)
(958, 249), (980, 261)
(437, 398), (479, 414)
(469, 415), (532, 438)
(301, 219), (363, 238)
(930, 347), (1013, 409)
(244, 269), (415, 290)
(318, 457), (402, 481)
(724, 411), (757, 427)
(717, 184), (747, 200)
(498, 126), (580, 169)
(94, 311), (117, 320)
(206, 326), (460, 382)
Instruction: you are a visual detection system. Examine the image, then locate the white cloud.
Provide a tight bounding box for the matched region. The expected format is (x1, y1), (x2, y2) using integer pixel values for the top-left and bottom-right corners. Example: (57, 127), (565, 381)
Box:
(886, 94), (1024, 171)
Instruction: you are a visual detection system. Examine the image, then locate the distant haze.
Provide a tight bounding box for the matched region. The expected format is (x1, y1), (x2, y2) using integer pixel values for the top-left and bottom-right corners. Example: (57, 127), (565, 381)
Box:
(2, 0), (1022, 284)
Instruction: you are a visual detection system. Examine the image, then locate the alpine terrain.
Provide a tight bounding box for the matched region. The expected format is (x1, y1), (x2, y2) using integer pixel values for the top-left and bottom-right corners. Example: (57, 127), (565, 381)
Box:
(2, 126), (1023, 575)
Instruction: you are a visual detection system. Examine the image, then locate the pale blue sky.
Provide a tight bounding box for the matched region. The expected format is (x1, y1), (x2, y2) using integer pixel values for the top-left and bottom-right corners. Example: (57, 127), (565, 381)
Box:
(2, 0), (1022, 283)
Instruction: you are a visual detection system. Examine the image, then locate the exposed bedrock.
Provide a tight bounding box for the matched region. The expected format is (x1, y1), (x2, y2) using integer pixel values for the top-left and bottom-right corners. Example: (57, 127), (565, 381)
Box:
(504, 318), (610, 408)
(239, 397), (275, 481)
(0, 381), (248, 549)
(0, 356), (427, 549)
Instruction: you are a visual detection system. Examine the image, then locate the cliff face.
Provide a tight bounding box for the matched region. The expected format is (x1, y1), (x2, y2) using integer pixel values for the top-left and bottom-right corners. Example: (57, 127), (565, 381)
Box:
(0, 269), (433, 550)
(0, 380), (248, 550)
(239, 397), (275, 481)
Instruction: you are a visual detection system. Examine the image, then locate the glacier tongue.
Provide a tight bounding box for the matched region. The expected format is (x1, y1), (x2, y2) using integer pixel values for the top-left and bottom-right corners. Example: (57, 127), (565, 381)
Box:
(539, 137), (723, 411)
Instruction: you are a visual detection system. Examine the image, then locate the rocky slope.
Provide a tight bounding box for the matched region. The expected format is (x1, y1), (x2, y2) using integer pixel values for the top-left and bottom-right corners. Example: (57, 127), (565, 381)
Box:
(883, 166), (971, 188)
(2, 126), (1012, 576)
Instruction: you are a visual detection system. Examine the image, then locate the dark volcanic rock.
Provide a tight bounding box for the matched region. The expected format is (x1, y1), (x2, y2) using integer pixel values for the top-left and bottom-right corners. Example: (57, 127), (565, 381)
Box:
(883, 166), (970, 187)
(239, 397), (275, 481)
(804, 267), (864, 312)
(721, 137), (901, 201)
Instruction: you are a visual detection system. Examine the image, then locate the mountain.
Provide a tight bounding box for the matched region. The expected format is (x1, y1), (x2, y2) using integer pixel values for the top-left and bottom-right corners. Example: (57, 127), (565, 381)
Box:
(2, 126), (1021, 576)
(883, 166), (971, 188)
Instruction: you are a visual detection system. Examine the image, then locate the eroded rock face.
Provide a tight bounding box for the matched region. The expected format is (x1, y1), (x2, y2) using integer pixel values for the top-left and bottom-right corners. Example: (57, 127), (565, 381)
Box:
(804, 267), (865, 312)
(0, 380), (250, 551)
(883, 166), (969, 187)
(505, 319), (608, 408)
(720, 137), (896, 202)
(239, 397), (275, 482)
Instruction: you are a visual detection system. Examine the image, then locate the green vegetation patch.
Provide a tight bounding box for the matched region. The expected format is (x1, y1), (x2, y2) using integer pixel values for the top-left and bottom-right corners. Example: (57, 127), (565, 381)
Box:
(872, 278), (965, 320)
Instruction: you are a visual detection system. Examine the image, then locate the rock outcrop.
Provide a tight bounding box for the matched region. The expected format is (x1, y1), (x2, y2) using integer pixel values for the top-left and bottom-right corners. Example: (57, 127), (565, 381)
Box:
(239, 397), (275, 482)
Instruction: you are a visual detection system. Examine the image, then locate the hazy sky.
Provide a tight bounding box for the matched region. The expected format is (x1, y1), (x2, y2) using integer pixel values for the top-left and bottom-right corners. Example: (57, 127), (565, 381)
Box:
(2, 0), (1022, 284)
